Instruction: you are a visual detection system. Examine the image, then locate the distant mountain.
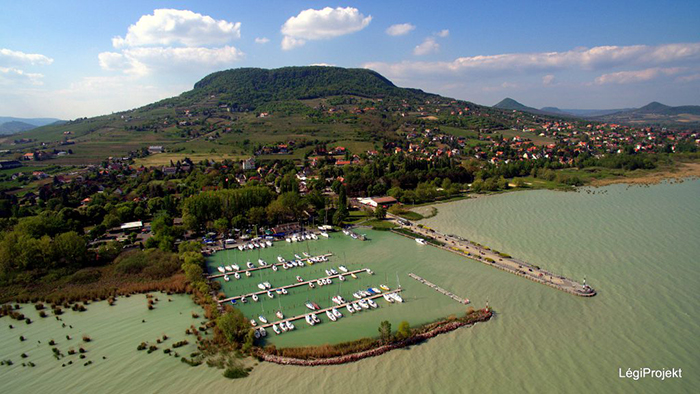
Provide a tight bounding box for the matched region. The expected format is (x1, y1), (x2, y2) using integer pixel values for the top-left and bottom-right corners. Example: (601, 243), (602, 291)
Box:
(0, 116), (65, 135)
(540, 107), (633, 117)
(594, 102), (700, 125)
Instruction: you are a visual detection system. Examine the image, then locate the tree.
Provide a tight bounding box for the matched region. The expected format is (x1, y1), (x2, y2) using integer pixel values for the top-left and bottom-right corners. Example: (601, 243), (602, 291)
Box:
(378, 320), (392, 343)
(374, 206), (386, 220)
(213, 218), (229, 235)
(182, 262), (203, 284)
(396, 321), (411, 340)
(217, 309), (251, 346)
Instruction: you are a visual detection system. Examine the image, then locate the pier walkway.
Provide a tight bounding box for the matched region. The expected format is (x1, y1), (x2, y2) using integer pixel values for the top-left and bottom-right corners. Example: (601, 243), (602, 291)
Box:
(207, 253), (333, 280)
(217, 268), (371, 304)
(258, 289), (404, 329)
(388, 213), (595, 297)
(409, 273), (469, 304)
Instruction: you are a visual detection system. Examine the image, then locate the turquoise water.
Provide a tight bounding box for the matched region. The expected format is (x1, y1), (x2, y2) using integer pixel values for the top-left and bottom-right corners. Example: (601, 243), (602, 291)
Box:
(2, 180), (698, 393)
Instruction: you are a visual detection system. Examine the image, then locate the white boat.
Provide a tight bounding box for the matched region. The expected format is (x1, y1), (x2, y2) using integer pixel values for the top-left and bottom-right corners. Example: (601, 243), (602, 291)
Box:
(250, 319), (257, 327)
(259, 327), (267, 337)
(266, 240), (273, 247)
(281, 288), (288, 295)
(391, 293), (404, 303)
(258, 315), (268, 324)
(263, 281), (271, 289)
(296, 276), (303, 282)
(330, 268), (338, 275)
(351, 273), (358, 279)
(367, 299), (378, 308)
(257, 283), (266, 290)
(339, 275), (345, 282)
(415, 238), (427, 245)
(272, 324), (281, 334)
(346, 305), (355, 314)
(366, 269), (374, 275)
(383, 294), (394, 303)
(267, 291), (274, 299)
(232, 264), (240, 271)
(336, 296), (345, 304)
(325, 269), (332, 276)
(327, 278), (333, 285)
(303, 252), (311, 258)
(280, 322), (288, 332)
(286, 238), (291, 243)
(275, 288), (282, 295)
(311, 233), (318, 240)
(312, 314), (321, 323)
(338, 265), (348, 273)
(252, 294), (259, 302)
(247, 261), (254, 269)
(254, 329), (261, 339)
(285, 321), (294, 331)
(320, 231), (329, 238)
(305, 302), (316, 310)
(224, 275), (230, 282)
(217, 266), (226, 273)
(245, 271), (252, 277)
(316, 279), (323, 286)
(309, 282), (315, 289)
(258, 259), (266, 266)
(225, 265), (233, 272)
(326, 310), (337, 322)
(294, 254), (302, 260)
(234, 272), (240, 279)
(276, 311), (284, 319)
(332, 296), (342, 305)
(358, 300), (369, 309)
(238, 245), (244, 251)
(371, 287), (382, 294)
(353, 292), (362, 299)
(305, 315), (315, 326)
(272, 265), (278, 272)
(277, 256), (285, 263)
(332, 308), (342, 318)
(352, 302), (361, 311)
(241, 296), (247, 303)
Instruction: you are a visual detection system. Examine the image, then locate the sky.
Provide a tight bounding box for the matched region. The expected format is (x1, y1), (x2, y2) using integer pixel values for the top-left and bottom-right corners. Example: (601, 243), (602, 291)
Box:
(1, 0), (699, 119)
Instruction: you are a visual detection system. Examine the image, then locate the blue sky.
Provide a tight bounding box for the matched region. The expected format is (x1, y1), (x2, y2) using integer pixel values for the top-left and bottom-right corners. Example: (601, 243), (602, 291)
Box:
(1, 0), (699, 118)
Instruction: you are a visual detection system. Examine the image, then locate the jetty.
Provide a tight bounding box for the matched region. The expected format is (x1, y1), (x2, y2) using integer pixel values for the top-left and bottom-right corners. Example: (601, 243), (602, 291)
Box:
(409, 273), (469, 304)
(217, 268), (372, 304)
(207, 253), (333, 280)
(388, 214), (596, 297)
(258, 288), (404, 329)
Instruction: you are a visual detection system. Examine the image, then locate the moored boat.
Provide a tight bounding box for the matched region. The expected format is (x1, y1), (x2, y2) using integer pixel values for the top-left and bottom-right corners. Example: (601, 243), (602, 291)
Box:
(276, 311), (284, 319)
(272, 324), (281, 334)
(258, 315), (268, 324)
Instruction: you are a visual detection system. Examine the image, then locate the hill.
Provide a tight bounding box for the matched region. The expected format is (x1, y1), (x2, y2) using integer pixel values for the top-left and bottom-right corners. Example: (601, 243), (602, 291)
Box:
(0, 67), (572, 165)
(594, 102), (700, 125)
(0, 117), (65, 135)
(0, 121), (36, 135)
(493, 98), (542, 113)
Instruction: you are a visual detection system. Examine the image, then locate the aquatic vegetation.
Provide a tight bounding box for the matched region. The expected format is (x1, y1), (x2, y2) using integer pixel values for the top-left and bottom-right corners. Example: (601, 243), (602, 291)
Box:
(172, 340), (189, 348)
(147, 345), (158, 354)
(223, 365), (249, 379)
(136, 342), (147, 351)
(82, 334), (91, 342)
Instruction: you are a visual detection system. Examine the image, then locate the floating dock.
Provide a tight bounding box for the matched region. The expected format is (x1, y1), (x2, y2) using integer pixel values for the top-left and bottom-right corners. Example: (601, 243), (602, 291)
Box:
(258, 288), (404, 329)
(217, 268), (372, 304)
(409, 273), (469, 304)
(207, 253), (334, 280)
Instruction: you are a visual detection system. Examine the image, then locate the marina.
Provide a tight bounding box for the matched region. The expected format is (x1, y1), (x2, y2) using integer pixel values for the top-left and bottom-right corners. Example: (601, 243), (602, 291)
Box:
(258, 289), (404, 329)
(217, 268), (374, 304)
(409, 273), (469, 304)
(207, 253), (334, 279)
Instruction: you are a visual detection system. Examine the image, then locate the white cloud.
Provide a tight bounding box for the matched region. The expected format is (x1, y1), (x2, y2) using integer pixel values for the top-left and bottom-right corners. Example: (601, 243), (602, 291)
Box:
(99, 46), (244, 76)
(112, 9), (240, 48)
(436, 29), (449, 38)
(414, 37), (439, 56)
(310, 63), (335, 67)
(595, 67), (684, 85)
(0, 67), (44, 85)
(281, 7), (371, 50)
(542, 74), (556, 86)
(366, 42), (700, 78)
(386, 23), (415, 36)
(0, 48), (53, 66)
(255, 37), (270, 44)
(676, 73), (700, 83)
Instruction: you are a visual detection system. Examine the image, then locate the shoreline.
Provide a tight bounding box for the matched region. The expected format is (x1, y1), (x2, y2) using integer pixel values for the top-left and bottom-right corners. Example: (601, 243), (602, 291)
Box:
(258, 309), (492, 366)
(589, 162), (700, 187)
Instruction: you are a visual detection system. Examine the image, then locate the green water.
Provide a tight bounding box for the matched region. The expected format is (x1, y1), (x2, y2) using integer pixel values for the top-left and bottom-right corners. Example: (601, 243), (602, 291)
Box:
(2, 180), (698, 393)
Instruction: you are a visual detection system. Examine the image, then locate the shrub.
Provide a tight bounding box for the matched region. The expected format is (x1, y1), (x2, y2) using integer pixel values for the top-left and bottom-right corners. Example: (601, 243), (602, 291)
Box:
(223, 366), (249, 379)
(69, 268), (102, 284)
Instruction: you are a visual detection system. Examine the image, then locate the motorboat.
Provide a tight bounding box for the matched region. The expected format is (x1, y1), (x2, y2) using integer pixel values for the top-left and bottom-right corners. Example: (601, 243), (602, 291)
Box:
(267, 291), (274, 299)
(332, 308), (342, 318)
(275, 288), (283, 295)
(296, 276), (303, 283)
(285, 321), (294, 331)
(254, 329), (261, 339)
(366, 269), (374, 275)
(311, 233), (318, 240)
(391, 293), (403, 303)
(351, 273), (358, 279)
(272, 265), (278, 272)
(339, 275), (345, 282)
(245, 271), (252, 277)
(224, 275), (230, 282)
(320, 231), (329, 238)
(338, 265), (348, 273)
(276, 311), (284, 319)
(263, 282), (271, 289)
(250, 319), (257, 327)
(277, 256), (285, 263)
(303, 252), (311, 258)
(286, 238), (292, 243)
(358, 300), (369, 309)
(330, 268), (338, 275)
(294, 254), (302, 260)
(252, 294), (259, 302)
(257, 283), (266, 290)
(326, 310), (337, 322)
(247, 261), (254, 269)
(353, 292), (362, 299)
(232, 264), (240, 271)
(272, 324), (281, 334)
(367, 288), (376, 295)
(415, 238), (427, 245)
(379, 284), (390, 291)
(325, 269), (332, 276)
(280, 322), (288, 332)
(241, 296), (247, 303)
(372, 287), (382, 294)
(305, 315), (315, 326)
(258, 259), (266, 266)
(383, 294), (394, 303)
(217, 266), (226, 273)
(346, 304), (355, 314)
(327, 278), (333, 285)
(281, 288), (288, 295)
(266, 240), (273, 247)
(238, 245), (244, 251)
(259, 327), (267, 337)
(305, 302), (316, 310)
(332, 296), (342, 305)
(258, 315), (268, 324)
(352, 302), (361, 311)
(312, 314), (321, 323)
(309, 282), (315, 289)
(367, 299), (378, 308)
